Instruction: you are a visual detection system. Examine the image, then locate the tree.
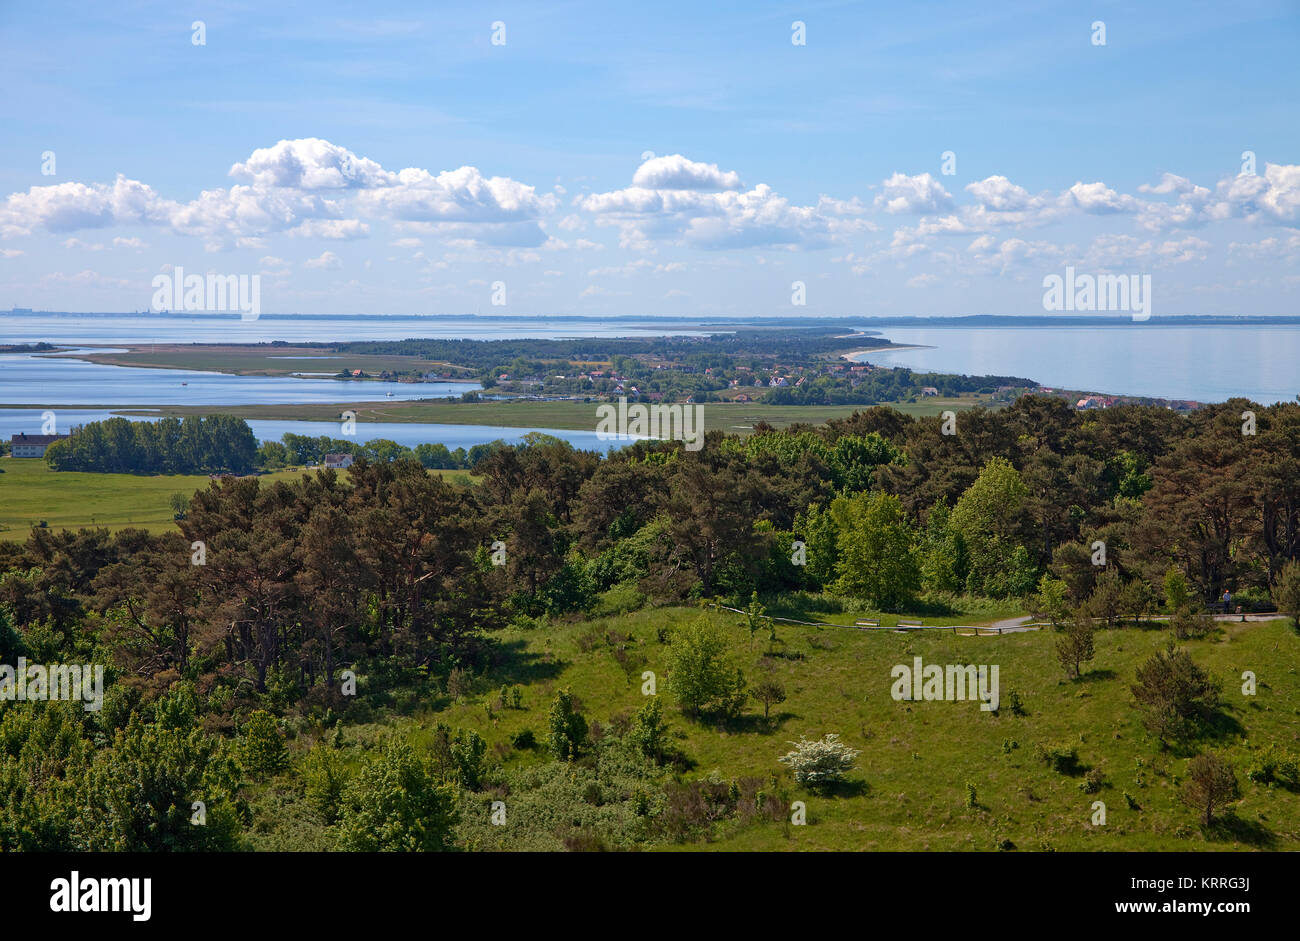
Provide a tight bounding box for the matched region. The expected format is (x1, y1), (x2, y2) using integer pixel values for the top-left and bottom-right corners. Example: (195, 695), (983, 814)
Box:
(1055, 617), (1095, 679)
(778, 733), (860, 787)
(751, 677), (787, 723)
(546, 688), (588, 761)
(449, 728), (487, 790)
(1131, 645), (1221, 748)
(1032, 574), (1070, 626)
(1163, 566), (1191, 612)
(1085, 569), (1124, 628)
(627, 696), (667, 762)
(241, 709), (288, 778)
(168, 492), (190, 519)
(828, 491), (920, 608)
(337, 740), (458, 851)
(302, 742), (349, 823)
(73, 692), (243, 851)
(1274, 560), (1300, 628)
(743, 591), (767, 648)
(1181, 753), (1240, 827)
(664, 617), (746, 718)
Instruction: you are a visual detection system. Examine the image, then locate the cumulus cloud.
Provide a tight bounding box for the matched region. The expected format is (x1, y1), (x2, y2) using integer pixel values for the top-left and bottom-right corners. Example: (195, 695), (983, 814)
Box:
(1062, 181), (1142, 214)
(631, 154), (741, 191)
(229, 138), (394, 189)
(579, 159), (871, 251)
(873, 172), (953, 214)
(0, 139), (554, 250)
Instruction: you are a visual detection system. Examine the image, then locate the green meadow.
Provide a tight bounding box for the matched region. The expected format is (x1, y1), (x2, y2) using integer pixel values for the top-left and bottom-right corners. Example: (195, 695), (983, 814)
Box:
(263, 605), (1300, 852)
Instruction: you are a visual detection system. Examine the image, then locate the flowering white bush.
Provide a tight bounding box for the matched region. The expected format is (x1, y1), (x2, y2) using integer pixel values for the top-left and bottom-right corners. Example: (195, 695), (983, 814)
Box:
(778, 733), (860, 786)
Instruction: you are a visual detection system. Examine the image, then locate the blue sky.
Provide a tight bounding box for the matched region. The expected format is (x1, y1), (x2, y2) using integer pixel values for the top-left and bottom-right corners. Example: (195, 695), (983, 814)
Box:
(1, 0), (1298, 317)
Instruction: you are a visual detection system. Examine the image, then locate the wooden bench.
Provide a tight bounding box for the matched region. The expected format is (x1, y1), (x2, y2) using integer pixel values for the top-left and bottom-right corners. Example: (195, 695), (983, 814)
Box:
(854, 617), (881, 629)
(896, 618), (924, 631)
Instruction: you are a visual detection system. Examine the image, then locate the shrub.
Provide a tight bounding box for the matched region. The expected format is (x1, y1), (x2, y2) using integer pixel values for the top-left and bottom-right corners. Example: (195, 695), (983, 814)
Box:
(1034, 742), (1081, 775)
(778, 733), (860, 787)
(665, 616), (746, 718)
(1246, 744), (1299, 788)
(546, 688), (588, 761)
(302, 743), (349, 822)
(510, 728), (536, 750)
(337, 740), (458, 852)
(241, 709), (288, 779)
(449, 728), (487, 790)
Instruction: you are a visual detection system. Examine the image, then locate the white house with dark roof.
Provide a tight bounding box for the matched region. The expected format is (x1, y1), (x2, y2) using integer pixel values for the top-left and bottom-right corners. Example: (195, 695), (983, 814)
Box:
(9, 432), (70, 458)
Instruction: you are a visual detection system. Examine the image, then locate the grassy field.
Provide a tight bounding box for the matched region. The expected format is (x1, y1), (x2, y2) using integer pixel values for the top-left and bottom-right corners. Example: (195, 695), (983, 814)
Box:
(371, 605), (1300, 851)
(87, 397), (985, 431)
(67, 344), (477, 379)
(0, 457), (471, 538)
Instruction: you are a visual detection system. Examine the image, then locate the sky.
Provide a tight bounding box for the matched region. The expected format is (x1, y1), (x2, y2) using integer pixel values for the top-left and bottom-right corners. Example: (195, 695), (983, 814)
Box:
(0, 0), (1298, 318)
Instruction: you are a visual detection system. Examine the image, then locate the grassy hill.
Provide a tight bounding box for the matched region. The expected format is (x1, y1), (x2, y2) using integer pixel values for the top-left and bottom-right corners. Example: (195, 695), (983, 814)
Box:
(258, 604), (1300, 852)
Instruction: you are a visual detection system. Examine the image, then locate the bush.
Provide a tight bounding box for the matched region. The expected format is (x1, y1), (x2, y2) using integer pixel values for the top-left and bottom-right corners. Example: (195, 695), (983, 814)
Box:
(1079, 767), (1106, 794)
(510, 728), (537, 750)
(302, 743), (349, 822)
(592, 582), (646, 617)
(337, 740), (458, 851)
(547, 688), (588, 761)
(1246, 744), (1299, 788)
(241, 710), (288, 779)
(1034, 742), (1081, 775)
(778, 733), (860, 787)
(665, 616), (746, 718)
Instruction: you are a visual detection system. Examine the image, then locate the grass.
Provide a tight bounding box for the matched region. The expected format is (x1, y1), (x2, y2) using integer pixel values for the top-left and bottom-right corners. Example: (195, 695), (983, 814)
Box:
(76, 397), (987, 431)
(68, 344), (477, 379)
(0, 456), (472, 538)
(375, 605), (1300, 851)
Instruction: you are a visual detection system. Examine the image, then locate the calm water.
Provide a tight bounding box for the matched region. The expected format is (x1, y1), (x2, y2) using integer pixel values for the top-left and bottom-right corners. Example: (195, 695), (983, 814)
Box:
(854, 324), (1300, 404)
(3, 315), (1298, 415)
(0, 408), (635, 453)
(0, 349), (478, 406)
(0, 313), (717, 345)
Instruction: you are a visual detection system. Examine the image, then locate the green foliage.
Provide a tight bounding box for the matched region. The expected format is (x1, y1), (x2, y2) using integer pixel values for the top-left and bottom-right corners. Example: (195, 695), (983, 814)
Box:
(546, 688), (589, 761)
(302, 742), (349, 822)
(74, 691), (244, 851)
(45, 415), (258, 475)
(1032, 574), (1070, 625)
(337, 739), (458, 851)
(1181, 752), (1240, 827)
(241, 709), (289, 779)
(1035, 742), (1081, 775)
(627, 696), (668, 761)
(449, 728), (487, 789)
(1131, 645), (1222, 747)
(825, 491), (920, 608)
(664, 617), (746, 718)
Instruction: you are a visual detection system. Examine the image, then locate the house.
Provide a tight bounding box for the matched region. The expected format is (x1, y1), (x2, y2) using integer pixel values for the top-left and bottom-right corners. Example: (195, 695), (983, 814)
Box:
(920, 386), (939, 397)
(323, 453), (354, 469)
(9, 432), (69, 458)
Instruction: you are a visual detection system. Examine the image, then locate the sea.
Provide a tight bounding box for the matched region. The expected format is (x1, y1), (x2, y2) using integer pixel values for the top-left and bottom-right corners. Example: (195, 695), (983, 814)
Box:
(1, 313), (1296, 450)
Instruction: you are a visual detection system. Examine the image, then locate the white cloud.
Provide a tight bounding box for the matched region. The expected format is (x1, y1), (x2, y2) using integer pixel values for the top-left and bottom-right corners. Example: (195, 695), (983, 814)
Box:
(303, 250), (342, 270)
(631, 154), (742, 191)
(873, 172), (953, 214)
